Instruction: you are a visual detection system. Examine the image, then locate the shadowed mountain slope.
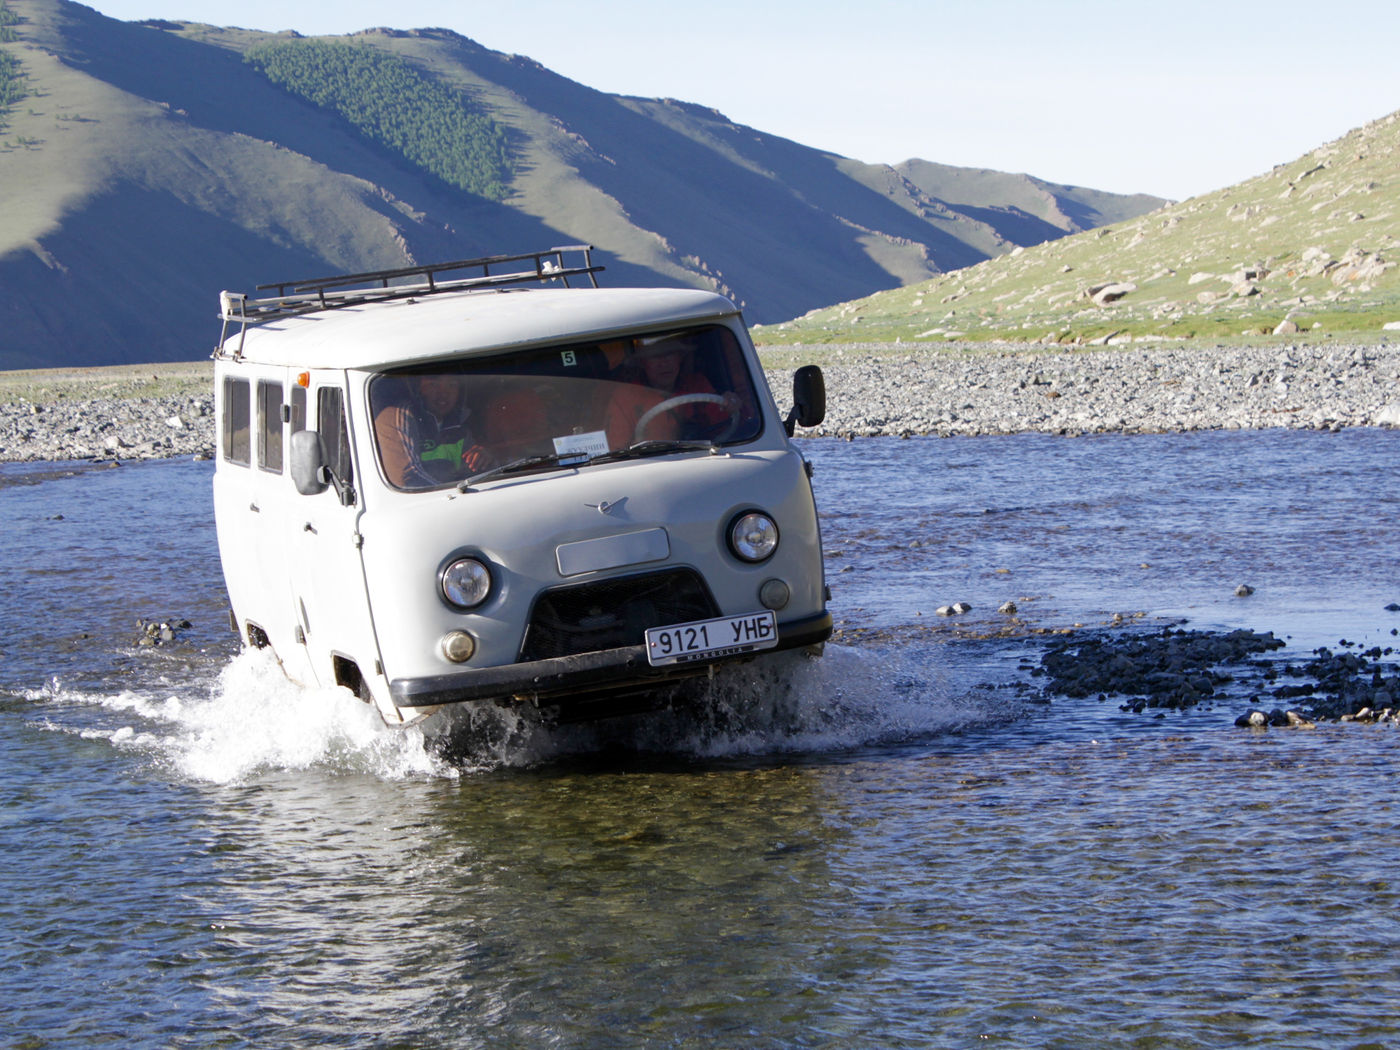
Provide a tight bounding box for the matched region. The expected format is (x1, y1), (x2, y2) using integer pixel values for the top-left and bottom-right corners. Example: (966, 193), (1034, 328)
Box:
(0, 0), (1164, 369)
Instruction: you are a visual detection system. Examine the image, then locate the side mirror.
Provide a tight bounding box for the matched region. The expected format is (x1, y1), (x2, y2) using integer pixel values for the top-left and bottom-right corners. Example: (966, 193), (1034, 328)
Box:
(785, 365), (826, 435)
(289, 429), (329, 495)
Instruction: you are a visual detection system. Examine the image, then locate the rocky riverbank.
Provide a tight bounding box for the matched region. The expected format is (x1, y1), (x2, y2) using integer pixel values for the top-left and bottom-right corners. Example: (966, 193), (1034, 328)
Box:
(0, 362), (214, 464)
(795, 339), (1400, 438)
(3, 340), (1399, 463)
(0, 394), (217, 463)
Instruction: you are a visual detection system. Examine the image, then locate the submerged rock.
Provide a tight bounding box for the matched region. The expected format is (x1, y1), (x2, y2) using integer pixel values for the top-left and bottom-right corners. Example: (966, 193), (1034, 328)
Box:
(136, 617), (193, 646)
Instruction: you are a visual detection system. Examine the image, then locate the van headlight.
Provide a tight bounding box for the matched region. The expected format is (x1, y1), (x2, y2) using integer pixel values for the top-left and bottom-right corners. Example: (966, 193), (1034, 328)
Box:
(729, 511), (779, 563)
(441, 557), (492, 609)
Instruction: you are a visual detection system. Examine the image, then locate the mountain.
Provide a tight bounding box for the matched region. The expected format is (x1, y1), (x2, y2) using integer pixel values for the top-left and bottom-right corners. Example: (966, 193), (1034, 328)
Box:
(0, 0), (1166, 370)
(760, 111), (1400, 346)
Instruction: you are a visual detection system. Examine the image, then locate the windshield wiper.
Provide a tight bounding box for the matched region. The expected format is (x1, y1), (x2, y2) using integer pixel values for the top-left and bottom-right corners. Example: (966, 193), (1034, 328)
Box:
(588, 439), (718, 464)
(457, 440), (717, 490)
(457, 451), (589, 491)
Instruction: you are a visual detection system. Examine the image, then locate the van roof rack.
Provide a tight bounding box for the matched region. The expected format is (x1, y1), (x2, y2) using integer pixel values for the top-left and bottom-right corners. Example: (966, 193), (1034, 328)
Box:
(217, 245), (603, 352)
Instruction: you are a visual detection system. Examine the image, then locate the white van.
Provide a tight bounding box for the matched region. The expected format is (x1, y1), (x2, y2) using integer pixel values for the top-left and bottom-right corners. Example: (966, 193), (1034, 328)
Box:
(212, 247), (829, 725)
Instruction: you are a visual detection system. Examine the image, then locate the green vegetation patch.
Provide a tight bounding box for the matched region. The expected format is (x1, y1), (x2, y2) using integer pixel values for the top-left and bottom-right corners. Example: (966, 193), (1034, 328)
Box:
(245, 39), (512, 200)
(1, 1), (26, 129)
(0, 0), (19, 41)
(0, 49), (22, 107)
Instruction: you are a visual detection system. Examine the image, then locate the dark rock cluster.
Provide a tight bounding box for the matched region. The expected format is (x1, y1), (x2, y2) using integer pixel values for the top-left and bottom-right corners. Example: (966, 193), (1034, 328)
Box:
(1034, 627), (1285, 711)
(1248, 643), (1400, 724)
(1031, 624), (1400, 727)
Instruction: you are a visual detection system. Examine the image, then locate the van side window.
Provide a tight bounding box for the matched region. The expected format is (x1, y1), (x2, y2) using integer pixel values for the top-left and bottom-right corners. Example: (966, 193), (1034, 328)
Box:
(317, 387), (353, 484)
(258, 380), (284, 474)
(289, 385), (307, 435)
(222, 377), (251, 466)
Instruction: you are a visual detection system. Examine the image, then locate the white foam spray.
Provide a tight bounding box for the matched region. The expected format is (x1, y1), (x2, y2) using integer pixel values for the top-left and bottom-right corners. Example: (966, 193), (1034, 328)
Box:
(27, 648), (449, 784)
(422, 644), (1026, 771)
(25, 641), (1030, 782)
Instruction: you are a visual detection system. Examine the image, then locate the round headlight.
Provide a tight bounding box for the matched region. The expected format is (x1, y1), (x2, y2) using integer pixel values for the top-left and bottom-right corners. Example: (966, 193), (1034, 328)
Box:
(730, 512), (779, 563)
(441, 557), (491, 609)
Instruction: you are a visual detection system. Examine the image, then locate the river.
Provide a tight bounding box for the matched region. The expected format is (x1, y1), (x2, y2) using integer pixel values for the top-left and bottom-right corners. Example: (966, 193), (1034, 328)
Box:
(3, 428), (1399, 1048)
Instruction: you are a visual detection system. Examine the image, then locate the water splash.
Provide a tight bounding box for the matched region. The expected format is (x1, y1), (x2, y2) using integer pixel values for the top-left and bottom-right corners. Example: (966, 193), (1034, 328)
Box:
(423, 644), (1029, 771)
(26, 648), (450, 784)
(23, 642), (1030, 781)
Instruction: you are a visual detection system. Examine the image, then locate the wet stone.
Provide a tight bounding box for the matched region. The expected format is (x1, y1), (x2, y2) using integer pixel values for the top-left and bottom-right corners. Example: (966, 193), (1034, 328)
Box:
(137, 617), (193, 647)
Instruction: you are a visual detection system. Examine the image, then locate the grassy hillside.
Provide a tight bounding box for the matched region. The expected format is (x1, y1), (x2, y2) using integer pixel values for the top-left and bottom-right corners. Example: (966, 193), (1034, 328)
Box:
(0, 0), (1164, 370)
(760, 111), (1400, 346)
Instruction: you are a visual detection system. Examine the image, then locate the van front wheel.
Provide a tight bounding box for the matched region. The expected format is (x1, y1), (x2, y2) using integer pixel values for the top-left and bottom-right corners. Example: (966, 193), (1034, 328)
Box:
(333, 656), (373, 705)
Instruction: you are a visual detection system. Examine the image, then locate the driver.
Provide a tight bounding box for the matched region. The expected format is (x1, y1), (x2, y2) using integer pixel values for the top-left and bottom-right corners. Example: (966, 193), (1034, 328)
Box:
(602, 337), (734, 447)
(374, 373), (473, 488)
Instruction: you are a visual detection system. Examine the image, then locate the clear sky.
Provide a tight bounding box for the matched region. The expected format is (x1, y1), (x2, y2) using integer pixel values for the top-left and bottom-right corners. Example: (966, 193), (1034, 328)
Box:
(82, 0), (1400, 201)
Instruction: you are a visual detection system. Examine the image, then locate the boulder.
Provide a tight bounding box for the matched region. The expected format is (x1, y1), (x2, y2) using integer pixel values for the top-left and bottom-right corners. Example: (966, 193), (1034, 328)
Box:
(1331, 247), (1392, 286)
(1088, 282), (1138, 306)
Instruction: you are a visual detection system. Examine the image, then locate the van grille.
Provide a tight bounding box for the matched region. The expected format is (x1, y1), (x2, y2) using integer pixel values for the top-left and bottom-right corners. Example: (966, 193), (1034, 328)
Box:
(519, 569), (719, 662)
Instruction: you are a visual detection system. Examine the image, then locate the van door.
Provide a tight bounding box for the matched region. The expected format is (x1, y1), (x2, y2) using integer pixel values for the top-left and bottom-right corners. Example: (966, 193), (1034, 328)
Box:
(245, 374), (299, 656)
(213, 371), (260, 642)
(288, 378), (391, 717)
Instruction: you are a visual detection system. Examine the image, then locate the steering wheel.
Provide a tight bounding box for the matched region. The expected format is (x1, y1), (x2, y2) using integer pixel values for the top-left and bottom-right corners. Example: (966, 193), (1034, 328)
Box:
(634, 393), (739, 444)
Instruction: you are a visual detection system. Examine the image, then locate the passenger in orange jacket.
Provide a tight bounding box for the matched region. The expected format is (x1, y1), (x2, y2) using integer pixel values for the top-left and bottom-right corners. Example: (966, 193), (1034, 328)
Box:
(460, 382), (551, 473)
(603, 342), (733, 448)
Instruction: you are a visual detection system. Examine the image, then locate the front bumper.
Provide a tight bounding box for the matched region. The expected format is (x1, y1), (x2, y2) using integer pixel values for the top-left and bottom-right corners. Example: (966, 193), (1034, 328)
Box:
(389, 610), (832, 710)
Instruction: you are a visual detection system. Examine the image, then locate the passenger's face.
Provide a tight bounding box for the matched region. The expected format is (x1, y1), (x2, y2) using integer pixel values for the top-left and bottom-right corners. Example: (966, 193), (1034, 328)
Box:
(641, 350), (681, 390)
(419, 375), (459, 416)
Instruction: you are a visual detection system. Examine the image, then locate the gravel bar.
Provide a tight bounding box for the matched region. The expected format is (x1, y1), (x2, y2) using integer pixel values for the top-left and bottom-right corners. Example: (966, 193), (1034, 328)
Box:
(791, 340), (1400, 438)
(3, 341), (1400, 463)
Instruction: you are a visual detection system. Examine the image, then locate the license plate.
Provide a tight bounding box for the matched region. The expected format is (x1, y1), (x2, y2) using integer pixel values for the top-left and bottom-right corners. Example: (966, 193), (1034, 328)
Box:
(645, 611), (778, 666)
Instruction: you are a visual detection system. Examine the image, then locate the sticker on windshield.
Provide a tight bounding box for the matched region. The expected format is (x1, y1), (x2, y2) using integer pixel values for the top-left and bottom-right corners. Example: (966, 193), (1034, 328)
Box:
(554, 430), (610, 457)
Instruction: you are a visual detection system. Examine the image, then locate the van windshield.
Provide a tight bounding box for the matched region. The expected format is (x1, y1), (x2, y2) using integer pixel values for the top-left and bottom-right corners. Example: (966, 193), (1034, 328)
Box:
(368, 324), (764, 491)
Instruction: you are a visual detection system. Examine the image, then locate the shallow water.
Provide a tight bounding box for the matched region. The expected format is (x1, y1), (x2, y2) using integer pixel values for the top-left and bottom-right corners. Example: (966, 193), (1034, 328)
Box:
(4, 429), (1400, 1048)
